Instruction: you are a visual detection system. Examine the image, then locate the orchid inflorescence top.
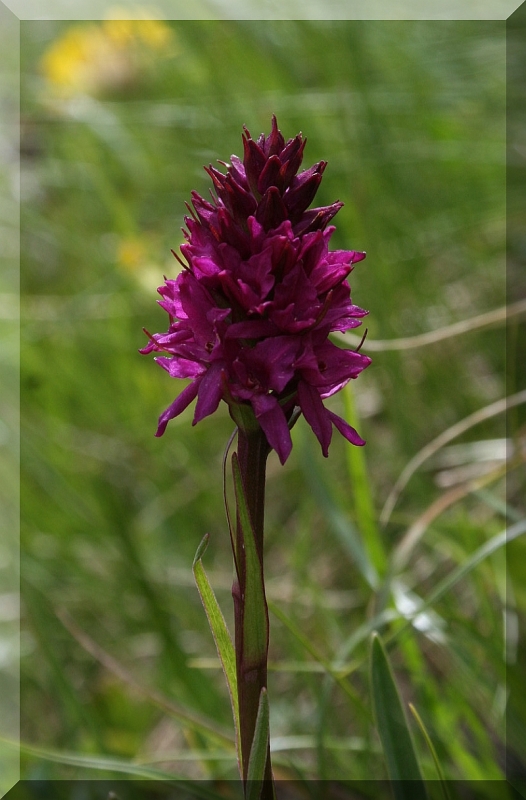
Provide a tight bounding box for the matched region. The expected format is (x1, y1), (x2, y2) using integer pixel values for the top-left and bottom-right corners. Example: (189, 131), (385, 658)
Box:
(141, 117), (371, 464)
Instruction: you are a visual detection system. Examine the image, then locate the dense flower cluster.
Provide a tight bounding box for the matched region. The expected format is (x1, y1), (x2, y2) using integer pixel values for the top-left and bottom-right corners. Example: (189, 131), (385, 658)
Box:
(141, 117), (371, 463)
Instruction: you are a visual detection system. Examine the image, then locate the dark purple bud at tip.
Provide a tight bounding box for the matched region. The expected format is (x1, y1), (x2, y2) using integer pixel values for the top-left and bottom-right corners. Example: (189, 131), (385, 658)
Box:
(279, 136), (307, 188)
(204, 164), (227, 193)
(293, 201), (343, 236)
(257, 154), (284, 195)
(255, 186), (288, 231)
(217, 207), (251, 257)
(284, 162), (327, 221)
(265, 114), (285, 157)
(222, 174), (257, 222)
(243, 135), (266, 197)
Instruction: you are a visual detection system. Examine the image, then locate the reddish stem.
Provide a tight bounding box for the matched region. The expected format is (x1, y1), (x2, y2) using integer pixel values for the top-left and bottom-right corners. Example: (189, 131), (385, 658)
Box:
(233, 423), (275, 797)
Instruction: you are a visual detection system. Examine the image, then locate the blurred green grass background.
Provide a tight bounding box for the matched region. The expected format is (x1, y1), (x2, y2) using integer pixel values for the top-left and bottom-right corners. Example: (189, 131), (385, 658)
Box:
(16, 16), (526, 787)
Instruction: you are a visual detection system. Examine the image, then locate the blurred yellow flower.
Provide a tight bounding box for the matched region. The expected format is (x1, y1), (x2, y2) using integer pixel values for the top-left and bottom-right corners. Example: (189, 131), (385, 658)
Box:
(40, 12), (174, 96)
(102, 19), (137, 47)
(115, 234), (180, 294)
(103, 17), (172, 49)
(136, 19), (173, 48)
(117, 236), (147, 271)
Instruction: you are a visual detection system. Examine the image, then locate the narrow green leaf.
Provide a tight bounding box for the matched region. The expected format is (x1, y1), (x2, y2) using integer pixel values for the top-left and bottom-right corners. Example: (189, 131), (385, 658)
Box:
(387, 519), (526, 647)
(193, 534), (242, 770)
(232, 453), (269, 666)
(24, 746), (181, 780)
(342, 384), (387, 575)
(370, 633), (427, 800)
(12, 737), (228, 797)
(268, 599), (369, 718)
(55, 602), (234, 750)
(298, 432), (378, 590)
(409, 704), (451, 800)
(246, 688), (271, 800)
(223, 427), (240, 576)
(335, 608), (399, 667)
(473, 488), (524, 523)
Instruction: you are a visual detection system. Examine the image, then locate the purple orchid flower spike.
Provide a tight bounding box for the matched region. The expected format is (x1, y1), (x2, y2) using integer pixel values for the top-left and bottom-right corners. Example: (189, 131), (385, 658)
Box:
(142, 118), (373, 795)
(141, 117), (371, 463)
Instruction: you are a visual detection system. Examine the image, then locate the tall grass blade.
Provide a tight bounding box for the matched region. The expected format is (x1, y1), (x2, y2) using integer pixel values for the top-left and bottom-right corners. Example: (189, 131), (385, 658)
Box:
(55, 607), (235, 750)
(380, 391), (526, 526)
(299, 433), (378, 590)
(246, 688), (272, 800)
(193, 534), (241, 769)
(409, 704), (451, 800)
(269, 599), (369, 717)
(370, 633), (427, 799)
(388, 519), (526, 645)
(342, 385), (386, 575)
(10, 737), (228, 797)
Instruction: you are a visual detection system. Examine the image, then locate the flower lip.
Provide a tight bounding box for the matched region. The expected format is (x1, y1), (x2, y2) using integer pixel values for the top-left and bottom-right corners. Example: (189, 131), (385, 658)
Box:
(142, 117), (371, 461)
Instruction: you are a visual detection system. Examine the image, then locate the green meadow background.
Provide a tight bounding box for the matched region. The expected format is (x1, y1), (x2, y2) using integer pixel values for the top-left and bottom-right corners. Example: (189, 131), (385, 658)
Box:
(17, 16), (526, 789)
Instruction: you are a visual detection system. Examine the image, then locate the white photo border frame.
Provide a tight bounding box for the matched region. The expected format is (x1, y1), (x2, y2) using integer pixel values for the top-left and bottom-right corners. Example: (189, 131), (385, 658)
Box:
(0, 0), (523, 796)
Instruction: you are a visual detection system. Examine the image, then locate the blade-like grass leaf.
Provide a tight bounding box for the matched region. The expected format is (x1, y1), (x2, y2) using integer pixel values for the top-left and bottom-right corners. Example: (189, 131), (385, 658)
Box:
(268, 599), (369, 718)
(56, 604), (234, 750)
(387, 519), (526, 646)
(246, 688), (272, 800)
(342, 384), (387, 575)
(193, 534), (241, 769)
(370, 633), (427, 800)
(12, 737), (228, 798)
(409, 703), (451, 800)
(298, 432), (378, 590)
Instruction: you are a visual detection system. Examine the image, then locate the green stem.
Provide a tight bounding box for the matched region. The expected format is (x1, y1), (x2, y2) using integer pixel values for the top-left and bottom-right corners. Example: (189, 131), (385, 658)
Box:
(233, 423), (275, 797)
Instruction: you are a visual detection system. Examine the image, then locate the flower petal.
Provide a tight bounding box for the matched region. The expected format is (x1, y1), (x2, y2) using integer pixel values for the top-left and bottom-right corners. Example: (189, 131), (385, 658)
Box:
(250, 336), (299, 393)
(297, 380), (332, 457)
(252, 394), (292, 465)
(225, 320), (278, 339)
(193, 361), (226, 424)
(328, 410), (366, 446)
(154, 356), (204, 379)
(156, 380), (200, 437)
